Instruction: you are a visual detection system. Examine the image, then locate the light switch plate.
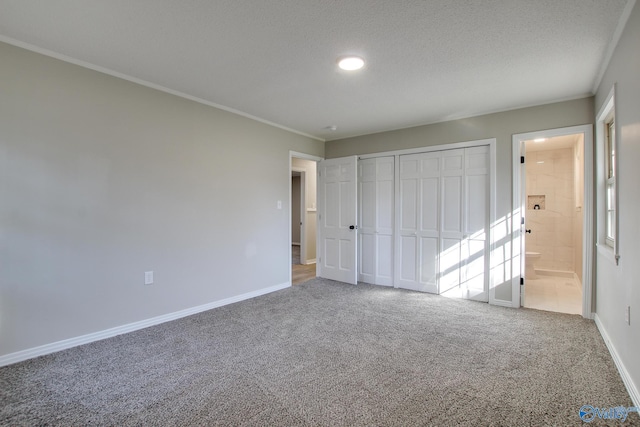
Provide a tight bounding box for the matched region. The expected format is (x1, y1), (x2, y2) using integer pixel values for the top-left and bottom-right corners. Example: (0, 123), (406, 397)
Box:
(145, 271), (153, 285)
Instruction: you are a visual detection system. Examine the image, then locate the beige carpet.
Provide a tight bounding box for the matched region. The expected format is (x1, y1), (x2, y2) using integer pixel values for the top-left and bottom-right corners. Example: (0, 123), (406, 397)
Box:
(1, 279), (635, 426)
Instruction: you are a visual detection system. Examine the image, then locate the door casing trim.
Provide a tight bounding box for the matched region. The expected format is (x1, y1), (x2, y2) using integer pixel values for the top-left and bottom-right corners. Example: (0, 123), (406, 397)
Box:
(511, 125), (594, 318)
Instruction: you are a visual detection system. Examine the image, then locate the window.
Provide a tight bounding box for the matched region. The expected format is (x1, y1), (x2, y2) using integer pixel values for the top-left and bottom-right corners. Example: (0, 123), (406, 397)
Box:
(605, 114), (615, 247)
(596, 84), (618, 262)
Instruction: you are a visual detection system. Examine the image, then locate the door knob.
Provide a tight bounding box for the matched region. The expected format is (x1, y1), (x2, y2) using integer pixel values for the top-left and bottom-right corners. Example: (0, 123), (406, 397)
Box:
(349, 225), (357, 230)
(525, 229), (532, 233)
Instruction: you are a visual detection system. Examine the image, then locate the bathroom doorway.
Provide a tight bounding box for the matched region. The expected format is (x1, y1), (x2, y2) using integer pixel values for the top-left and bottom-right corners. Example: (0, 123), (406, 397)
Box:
(512, 125), (594, 317)
(522, 134), (584, 314)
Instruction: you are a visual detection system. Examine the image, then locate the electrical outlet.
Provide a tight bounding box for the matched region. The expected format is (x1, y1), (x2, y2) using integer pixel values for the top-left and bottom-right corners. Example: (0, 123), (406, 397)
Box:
(625, 306), (630, 325)
(144, 271), (153, 285)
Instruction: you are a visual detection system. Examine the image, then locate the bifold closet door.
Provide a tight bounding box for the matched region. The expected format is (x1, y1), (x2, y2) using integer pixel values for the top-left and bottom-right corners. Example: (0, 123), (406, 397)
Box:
(461, 146), (489, 301)
(397, 152), (440, 293)
(439, 149), (465, 296)
(359, 157), (394, 286)
(397, 146), (489, 300)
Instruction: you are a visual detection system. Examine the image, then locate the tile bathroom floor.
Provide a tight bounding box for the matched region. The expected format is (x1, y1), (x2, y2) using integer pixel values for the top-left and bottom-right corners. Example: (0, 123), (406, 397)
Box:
(524, 273), (582, 315)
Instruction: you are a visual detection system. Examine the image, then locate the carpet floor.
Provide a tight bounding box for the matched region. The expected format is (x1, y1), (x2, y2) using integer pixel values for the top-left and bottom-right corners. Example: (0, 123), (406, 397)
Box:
(1, 279), (636, 426)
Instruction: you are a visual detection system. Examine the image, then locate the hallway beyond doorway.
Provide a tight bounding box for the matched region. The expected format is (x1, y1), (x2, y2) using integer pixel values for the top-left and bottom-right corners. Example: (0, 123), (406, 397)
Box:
(292, 245), (316, 285)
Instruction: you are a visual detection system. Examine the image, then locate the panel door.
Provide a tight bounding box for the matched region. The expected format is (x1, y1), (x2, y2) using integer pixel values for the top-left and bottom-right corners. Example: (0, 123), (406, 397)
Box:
(461, 146), (489, 301)
(398, 152), (439, 293)
(358, 157), (394, 286)
(318, 156), (358, 285)
(375, 157), (395, 285)
(358, 158), (377, 284)
(439, 149), (465, 296)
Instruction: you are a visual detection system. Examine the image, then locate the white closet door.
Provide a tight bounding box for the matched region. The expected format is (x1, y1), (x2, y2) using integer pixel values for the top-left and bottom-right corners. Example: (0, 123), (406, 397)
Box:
(397, 146), (489, 299)
(375, 157), (395, 285)
(398, 152), (439, 293)
(439, 149), (465, 295)
(358, 157), (394, 286)
(318, 156), (358, 285)
(359, 159), (376, 284)
(461, 146), (489, 301)
(398, 154), (420, 290)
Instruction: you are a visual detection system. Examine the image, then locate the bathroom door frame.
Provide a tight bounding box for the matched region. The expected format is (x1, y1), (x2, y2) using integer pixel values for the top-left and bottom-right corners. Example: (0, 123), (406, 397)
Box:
(512, 125), (594, 319)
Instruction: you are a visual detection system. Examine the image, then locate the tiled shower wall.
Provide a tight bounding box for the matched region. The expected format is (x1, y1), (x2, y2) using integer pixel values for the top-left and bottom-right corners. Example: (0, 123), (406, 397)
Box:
(573, 138), (584, 282)
(525, 147), (575, 272)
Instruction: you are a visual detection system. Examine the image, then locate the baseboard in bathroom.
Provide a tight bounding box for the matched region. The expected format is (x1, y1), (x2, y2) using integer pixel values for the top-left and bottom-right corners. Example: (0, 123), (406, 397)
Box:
(535, 269), (574, 278)
(573, 272), (584, 294)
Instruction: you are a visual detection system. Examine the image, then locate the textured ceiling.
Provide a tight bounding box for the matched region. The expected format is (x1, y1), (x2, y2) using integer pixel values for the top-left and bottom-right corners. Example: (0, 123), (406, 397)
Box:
(0, 0), (633, 141)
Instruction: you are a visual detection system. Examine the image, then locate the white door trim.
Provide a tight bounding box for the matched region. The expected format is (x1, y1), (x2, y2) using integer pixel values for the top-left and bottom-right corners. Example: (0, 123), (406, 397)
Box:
(292, 167), (306, 263)
(511, 125), (594, 318)
(359, 138), (496, 160)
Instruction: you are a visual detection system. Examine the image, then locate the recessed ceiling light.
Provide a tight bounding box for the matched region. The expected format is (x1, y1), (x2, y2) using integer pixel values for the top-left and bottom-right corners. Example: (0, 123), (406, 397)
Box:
(533, 138), (546, 142)
(338, 56), (364, 71)
(325, 125), (337, 131)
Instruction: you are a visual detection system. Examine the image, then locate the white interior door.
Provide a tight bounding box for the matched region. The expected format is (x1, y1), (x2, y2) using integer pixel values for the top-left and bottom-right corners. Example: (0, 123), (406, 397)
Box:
(397, 146), (489, 300)
(439, 149), (464, 296)
(397, 152), (440, 293)
(318, 156), (358, 285)
(358, 157), (394, 286)
(375, 158), (394, 285)
(461, 146), (489, 301)
(359, 159), (376, 284)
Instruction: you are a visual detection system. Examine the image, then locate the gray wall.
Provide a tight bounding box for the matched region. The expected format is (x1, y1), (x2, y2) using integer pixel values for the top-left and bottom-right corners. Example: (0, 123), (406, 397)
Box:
(326, 98), (594, 301)
(594, 1), (640, 402)
(0, 42), (323, 357)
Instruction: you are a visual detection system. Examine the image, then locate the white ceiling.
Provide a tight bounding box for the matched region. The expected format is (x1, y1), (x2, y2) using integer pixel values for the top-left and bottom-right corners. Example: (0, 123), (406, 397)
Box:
(525, 134), (580, 152)
(0, 0), (633, 141)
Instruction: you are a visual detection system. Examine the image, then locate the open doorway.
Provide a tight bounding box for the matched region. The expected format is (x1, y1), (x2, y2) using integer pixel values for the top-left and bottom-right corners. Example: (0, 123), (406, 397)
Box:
(291, 170), (303, 262)
(290, 154), (320, 285)
(522, 134), (584, 314)
(513, 125), (594, 318)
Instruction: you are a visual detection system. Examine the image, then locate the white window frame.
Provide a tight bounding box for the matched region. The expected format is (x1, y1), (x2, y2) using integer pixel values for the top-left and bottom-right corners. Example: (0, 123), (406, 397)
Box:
(604, 116), (615, 247)
(596, 85), (620, 264)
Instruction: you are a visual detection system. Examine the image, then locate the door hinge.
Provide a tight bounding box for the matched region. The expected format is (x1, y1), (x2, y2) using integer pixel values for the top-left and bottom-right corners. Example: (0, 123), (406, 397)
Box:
(521, 156), (525, 164)
(521, 217), (525, 225)
(520, 277), (524, 285)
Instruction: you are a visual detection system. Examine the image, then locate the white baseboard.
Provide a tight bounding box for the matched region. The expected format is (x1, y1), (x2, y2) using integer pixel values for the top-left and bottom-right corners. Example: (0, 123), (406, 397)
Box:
(490, 299), (514, 308)
(0, 282), (290, 368)
(594, 314), (640, 407)
(304, 259), (316, 265)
